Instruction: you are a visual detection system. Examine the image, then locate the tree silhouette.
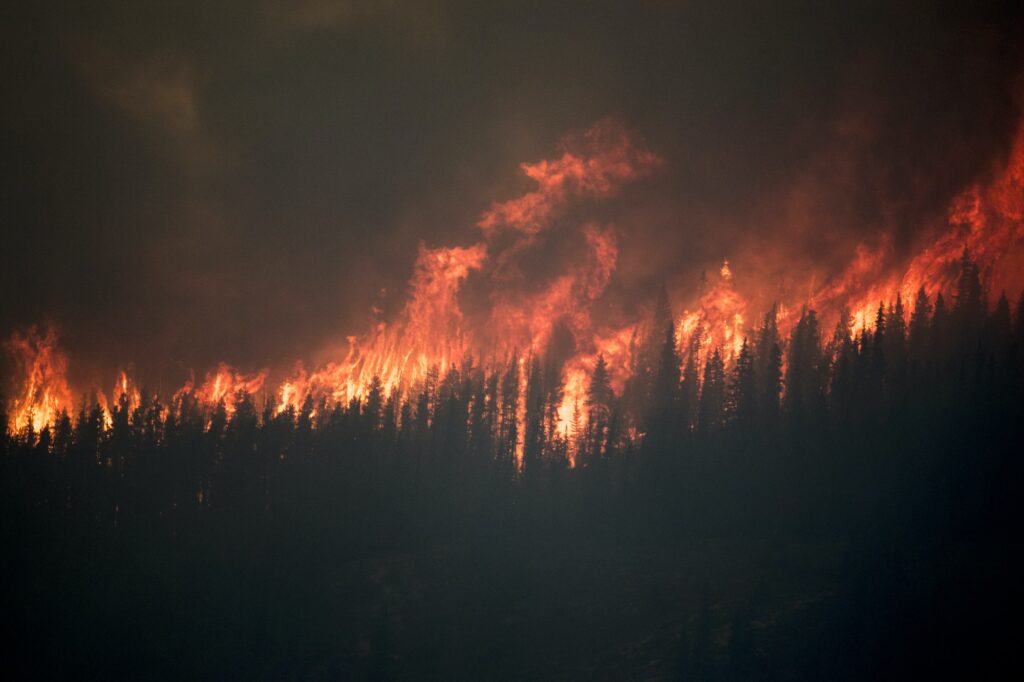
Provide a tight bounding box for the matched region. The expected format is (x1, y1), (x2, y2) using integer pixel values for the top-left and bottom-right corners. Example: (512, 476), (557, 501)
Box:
(1, 269), (1022, 678)
(698, 348), (725, 433)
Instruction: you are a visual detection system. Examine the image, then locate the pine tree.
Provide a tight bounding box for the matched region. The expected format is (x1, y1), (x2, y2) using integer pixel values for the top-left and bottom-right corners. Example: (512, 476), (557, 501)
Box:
(761, 341), (783, 427)
(784, 307), (823, 420)
(755, 305), (782, 426)
(829, 325), (856, 419)
(680, 331), (702, 432)
(874, 301), (886, 345)
(364, 375), (384, 433)
(886, 294), (907, 369)
(474, 368), (496, 462)
(52, 410), (73, 462)
(523, 356), (545, 481)
(587, 354), (614, 418)
(883, 294), (908, 399)
(908, 286), (932, 366)
(728, 339), (757, 430)
(698, 349), (726, 432)
(867, 303), (887, 399)
(648, 321), (681, 439)
(569, 399), (583, 465)
(826, 306), (852, 361)
(498, 353), (520, 474)
(109, 391), (132, 478)
(638, 285), (676, 418)
(954, 248), (985, 353)
(585, 354), (614, 463)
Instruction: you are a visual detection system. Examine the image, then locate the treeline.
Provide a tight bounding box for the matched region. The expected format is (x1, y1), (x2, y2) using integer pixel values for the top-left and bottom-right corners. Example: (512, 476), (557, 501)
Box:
(2, 251), (1021, 534)
(1, 252), (1022, 678)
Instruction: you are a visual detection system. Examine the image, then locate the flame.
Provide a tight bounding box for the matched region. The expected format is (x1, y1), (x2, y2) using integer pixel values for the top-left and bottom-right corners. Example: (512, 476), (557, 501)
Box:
(178, 363), (268, 415)
(815, 116), (1024, 329)
(478, 118), (662, 236)
(98, 370), (143, 428)
(6, 116), (1024, 450)
(5, 326), (73, 434)
(275, 241), (487, 412)
(6, 121), (659, 438)
(276, 121), (658, 416)
(678, 261), (748, 366)
(555, 324), (637, 434)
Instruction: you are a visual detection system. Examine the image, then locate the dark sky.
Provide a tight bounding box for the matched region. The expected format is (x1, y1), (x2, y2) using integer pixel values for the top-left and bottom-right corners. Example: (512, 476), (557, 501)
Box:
(2, 0), (1022, 386)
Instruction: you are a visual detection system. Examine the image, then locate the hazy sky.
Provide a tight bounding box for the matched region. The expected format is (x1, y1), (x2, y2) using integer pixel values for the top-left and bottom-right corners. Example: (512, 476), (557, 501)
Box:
(2, 0), (1022, 385)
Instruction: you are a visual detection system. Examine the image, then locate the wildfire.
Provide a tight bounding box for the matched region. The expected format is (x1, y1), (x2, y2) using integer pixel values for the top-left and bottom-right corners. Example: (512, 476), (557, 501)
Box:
(678, 261), (748, 365)
(814, 114), (1024, 331)
(478, 118), (663, 236)
(98, 370), (143, 428)
(180, 363), (269, 416)
(5, 116), (1024, 448)
(273, 241), (487, 413)
(274, 121), (659, 419)
(5, 326), (73, 434)
(554, 324), (637, 433)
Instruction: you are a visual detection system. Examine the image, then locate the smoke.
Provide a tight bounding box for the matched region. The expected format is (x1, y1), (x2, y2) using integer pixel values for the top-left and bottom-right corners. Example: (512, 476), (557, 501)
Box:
(2, 0), (1023, 400)
(273, 120), (660, 411)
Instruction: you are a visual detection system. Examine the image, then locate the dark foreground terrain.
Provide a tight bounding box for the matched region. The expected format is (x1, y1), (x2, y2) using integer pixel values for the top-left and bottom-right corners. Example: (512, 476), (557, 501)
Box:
(3, 499), (1018, 680)
(3, 284), (1023, 679)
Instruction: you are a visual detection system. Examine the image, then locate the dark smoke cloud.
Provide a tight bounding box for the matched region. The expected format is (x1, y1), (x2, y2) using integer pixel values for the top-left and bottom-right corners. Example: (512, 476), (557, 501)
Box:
(1, 1), (1022, 388)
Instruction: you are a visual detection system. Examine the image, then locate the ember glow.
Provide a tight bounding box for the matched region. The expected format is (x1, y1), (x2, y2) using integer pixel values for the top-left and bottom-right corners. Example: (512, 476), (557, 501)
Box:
(813, 116), (1024, 332)
(5, 326), (73, 434)
(6, 5), (1024, 678)
(183, 363), (269, 417)
(273, 120), (659, 426)
(6, 115), (1024, 444)
(678, 260), (748, 364)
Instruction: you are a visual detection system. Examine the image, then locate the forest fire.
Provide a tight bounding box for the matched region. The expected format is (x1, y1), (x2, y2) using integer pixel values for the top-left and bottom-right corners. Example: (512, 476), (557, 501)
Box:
(273, 120), (658, 426)
(678, 260), (748, 365)
(5, 326), (73, 434)
(97, 370), (142, 428)
(182, 364), (268, 417)
(813, 114), (1024, 332)
(5, 117), (1024, 444)
(7, 4), (1024, 678)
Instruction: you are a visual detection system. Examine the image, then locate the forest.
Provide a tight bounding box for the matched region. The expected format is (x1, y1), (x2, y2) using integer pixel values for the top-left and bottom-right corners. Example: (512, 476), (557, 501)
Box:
(2, 252), (1022, 679)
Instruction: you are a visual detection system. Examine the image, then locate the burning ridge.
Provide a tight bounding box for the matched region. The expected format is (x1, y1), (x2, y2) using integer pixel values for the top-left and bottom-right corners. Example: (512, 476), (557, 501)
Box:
(5, 116), (1024, 447)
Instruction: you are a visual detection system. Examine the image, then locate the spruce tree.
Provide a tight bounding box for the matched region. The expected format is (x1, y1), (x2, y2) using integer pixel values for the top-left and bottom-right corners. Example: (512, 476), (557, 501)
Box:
(585, 354), (614, 463)
(784, 307), (823, 421)
(908, 287), (932, 366)
(755, 305), (783, 427)
(523, 356), (545, 481)
(648, 321), (681, 441)
(698, 349), (726, 432)
(680, 331), (702, 432)
(728, 339), (757, 430)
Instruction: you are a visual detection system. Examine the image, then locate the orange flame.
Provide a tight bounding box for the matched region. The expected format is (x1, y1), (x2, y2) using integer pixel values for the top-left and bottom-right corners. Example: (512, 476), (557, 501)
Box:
(678, 261), (748, 365)
(178, 363), (268, 416)
(478, 118), (662, 236)
(276, 241), (487, 411)
(5, 326), (73, 434)
(815, 116), (1024, 329)
(7, 116), (1024, 450)
(98, 370), (142, 428)
(276, 121), (659, 417)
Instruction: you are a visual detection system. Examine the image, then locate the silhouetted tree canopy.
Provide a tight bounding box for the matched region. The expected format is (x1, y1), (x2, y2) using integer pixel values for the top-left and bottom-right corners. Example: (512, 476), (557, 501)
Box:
(2, 253), (1021, 678)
